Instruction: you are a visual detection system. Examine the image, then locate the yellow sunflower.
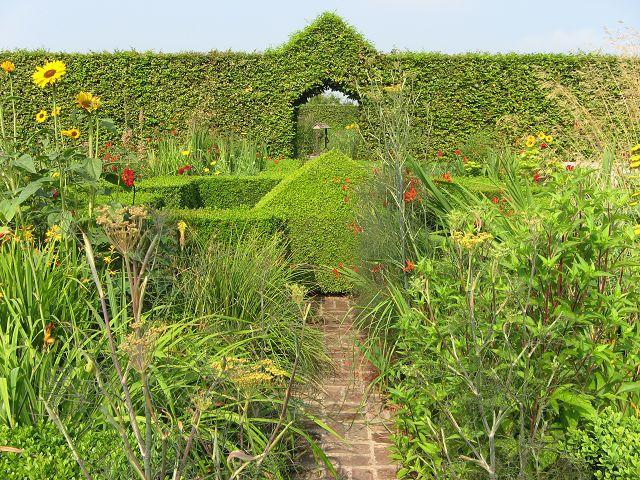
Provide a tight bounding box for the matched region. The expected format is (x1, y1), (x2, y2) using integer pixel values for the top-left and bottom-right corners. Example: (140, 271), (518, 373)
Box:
(51, 106), (61, 117)
(32, 60), (66, 88)
(75, 91), (101, 112)
(1, 61), (15, 73)
(544, 134), (553, 143)
(61, 128), (80, 139)
(35, 110), (49, 123)
(525, 135), (536, 148)
(537, 131), (546, 140)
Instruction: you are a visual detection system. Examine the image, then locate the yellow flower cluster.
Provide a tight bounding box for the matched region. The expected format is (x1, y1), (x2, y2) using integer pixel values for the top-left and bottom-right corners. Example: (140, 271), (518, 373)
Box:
(212, 357), (288, 389)
(45, 225), (62, 243)
(345, 123), (359, 130)
(451, 231), (493, 250)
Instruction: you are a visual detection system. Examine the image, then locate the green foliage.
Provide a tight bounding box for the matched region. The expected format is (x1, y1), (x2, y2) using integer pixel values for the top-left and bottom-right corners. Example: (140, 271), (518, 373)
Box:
(0, 422), (127, 479)
(1, 13), (620, 158)
(255, 150), (368, 292)
(365, 167), (640, 478)
(566, 407), (640, 479)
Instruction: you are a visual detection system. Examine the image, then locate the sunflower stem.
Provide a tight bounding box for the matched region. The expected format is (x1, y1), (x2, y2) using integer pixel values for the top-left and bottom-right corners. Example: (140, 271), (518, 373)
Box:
(9, 75), (16, 141)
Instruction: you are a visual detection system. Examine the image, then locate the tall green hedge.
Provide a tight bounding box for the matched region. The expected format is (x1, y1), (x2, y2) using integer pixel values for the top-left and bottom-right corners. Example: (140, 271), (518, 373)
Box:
(1, 13), (623, 158)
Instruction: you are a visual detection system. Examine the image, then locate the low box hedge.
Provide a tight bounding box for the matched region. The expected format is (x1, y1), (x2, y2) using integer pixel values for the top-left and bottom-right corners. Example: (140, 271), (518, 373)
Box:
(134, 174), (285, 209)
(168, 207), (287, 244)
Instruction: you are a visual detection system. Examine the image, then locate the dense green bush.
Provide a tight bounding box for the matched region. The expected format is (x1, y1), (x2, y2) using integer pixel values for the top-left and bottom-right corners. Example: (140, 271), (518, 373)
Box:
(135, 174), (284, 209)
(0, 423), (127, 479)
(254, 149), (368, 292)
(0, 13), (624, 157)
(169, 207), (286, 244)
(565, 407), (640, 480)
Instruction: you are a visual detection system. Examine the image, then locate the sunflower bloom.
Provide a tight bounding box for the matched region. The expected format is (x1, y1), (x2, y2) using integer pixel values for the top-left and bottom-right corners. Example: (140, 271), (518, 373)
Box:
(1, 61), (15, 73)
(76, 91), (101, 112)
(35, 110), (49, 123)
(61, 128), (80, 139)
(32, 60), (66, 88)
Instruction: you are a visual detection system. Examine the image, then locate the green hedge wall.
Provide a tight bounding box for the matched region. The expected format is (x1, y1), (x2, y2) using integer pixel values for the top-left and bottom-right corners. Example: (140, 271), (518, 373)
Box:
(254, 149), (368, 292)
(0, 13), (623, 159)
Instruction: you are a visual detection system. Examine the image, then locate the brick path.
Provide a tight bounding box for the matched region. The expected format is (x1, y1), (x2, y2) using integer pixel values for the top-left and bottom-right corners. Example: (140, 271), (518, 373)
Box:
(298, 296), (398, 480)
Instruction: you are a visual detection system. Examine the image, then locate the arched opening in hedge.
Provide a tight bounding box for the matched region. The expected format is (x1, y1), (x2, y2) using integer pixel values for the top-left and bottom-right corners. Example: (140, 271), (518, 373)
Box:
(293, 82), (361, 159)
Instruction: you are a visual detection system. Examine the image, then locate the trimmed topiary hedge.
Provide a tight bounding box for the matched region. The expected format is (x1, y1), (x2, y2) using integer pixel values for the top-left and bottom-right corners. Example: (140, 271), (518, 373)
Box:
(168, 207), (286, 244)
(135, 174), (284, 209)
(254, 149), (368, 292)
(0, 13), (625, 159)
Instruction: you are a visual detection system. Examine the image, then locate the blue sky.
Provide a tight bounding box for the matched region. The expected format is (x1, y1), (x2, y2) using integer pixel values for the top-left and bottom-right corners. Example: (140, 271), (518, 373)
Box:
(1, 0), (638, 54)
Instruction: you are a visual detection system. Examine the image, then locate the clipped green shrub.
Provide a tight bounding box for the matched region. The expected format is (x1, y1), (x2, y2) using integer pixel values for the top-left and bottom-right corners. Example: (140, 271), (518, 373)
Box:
(254, 149), (368, 292)
(102, 174), (286, 210)
(565, 407), (640, 480)
(0, 423), (127, 479)
(169, 207), (286, 244)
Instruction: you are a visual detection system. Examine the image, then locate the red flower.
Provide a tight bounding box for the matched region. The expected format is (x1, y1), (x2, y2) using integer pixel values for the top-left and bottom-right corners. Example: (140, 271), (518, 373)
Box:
(111, 165), (117, 172)
(371, 263), (382, 273)
(104, 154), (112, 160)
(104, 142), (112, 148)
(565, 164), (575, 171)
(122, 168), (135, 187)
(436, 150), (444, 157)
(454, 149), (461, 155)
(341, 184), (348, 191)
(533, 173), (541, 183)
(178, 167), (185, 175)
(540, 143), (548, 150)
(491, 196), (499, 204)
(463, 156), (469, 164)
(402, 260), (415, 272)
(332, 267), (340, 278)
(344, 178), (350, 183)
(184, 164), (192, 171)
(53, 189), (59, 200)
(441, 172), (452, 183)
(404, 186), (418, 202)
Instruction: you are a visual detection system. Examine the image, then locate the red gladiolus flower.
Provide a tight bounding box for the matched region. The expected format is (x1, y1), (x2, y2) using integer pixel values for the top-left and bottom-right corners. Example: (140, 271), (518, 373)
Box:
(492, 196), (499, 204)
(533, 173), (541, 183)
(566, 164), (575, 171)
(178, 167), (185, 175)
(454, 149), (461, 155)
(436, 150), (444, 157)
(122, 168), (135, 187)
(540, 143), (548, 149)
(402, 260), (415, 272)
(404, 186), (418, 202)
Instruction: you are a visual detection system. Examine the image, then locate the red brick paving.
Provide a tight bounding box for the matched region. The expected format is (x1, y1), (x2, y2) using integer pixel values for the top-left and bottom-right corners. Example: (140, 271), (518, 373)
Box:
(298, 296), (398, 480)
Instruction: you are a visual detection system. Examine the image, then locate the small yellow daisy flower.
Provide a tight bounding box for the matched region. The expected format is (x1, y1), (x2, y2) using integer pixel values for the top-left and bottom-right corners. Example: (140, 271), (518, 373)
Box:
(1, 60), (15, 73)
(36, 110), (49, 123)
(525, 135), (536, 148)
(181, 150), (191, 156)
